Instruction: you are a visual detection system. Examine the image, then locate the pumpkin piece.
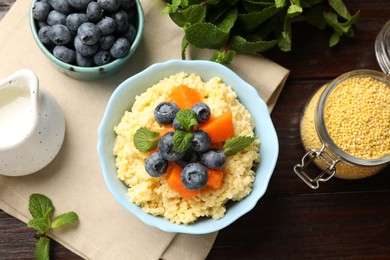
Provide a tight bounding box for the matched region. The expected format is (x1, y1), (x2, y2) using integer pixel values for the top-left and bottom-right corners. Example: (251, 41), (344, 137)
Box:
(171, 84), (202, 109)
(166, 163), (201, 200)
(198, 111), (234, 142)
(206, 168), (224, 189)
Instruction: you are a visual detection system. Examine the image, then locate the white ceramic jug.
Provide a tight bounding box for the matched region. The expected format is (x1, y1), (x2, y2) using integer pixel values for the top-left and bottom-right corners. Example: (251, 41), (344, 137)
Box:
(0, 69), (65, 176)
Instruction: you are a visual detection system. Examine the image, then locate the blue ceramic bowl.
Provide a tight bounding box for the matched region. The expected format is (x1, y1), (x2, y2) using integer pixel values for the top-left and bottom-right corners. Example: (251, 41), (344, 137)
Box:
(97, 60), (279, 234)
(29, 0), (144, 81)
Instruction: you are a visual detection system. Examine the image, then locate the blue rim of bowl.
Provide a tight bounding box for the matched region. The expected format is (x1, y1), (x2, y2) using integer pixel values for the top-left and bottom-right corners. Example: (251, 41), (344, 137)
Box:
(97, 59), (279, 234)
(29, 0), (145, 75)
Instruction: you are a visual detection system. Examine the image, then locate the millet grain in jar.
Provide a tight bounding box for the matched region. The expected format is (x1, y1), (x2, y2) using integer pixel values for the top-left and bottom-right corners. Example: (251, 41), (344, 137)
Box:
(300, 75), (390, 179)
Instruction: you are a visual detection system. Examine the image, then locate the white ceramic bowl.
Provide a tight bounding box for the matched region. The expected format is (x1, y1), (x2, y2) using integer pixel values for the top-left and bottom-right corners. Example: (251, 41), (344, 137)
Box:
(97, 59), (279, 234)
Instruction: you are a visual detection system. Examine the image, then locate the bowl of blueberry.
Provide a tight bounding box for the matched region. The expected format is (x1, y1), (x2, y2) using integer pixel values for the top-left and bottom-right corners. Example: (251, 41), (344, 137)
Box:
(29, 0), (144, 80)
(97, 59), (279, 234)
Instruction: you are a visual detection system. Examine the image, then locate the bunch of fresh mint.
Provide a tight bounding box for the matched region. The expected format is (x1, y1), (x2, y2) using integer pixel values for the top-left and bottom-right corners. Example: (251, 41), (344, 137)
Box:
(27, 193), (79, 260)
(162, 0), (360, 64)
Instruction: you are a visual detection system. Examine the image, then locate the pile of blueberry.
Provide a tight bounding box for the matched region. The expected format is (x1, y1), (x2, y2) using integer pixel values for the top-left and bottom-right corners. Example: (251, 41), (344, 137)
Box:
(31, 0), (138, 67)
(145, 101), (227, 191)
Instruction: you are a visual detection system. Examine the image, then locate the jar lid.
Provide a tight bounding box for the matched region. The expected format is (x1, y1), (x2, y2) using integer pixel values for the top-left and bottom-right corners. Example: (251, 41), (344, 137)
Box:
(375, 20), (390, 75)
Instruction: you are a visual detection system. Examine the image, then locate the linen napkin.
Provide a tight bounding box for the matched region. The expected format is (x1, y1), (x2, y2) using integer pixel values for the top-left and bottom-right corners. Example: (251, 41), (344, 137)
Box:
(0, 0), (289, 259)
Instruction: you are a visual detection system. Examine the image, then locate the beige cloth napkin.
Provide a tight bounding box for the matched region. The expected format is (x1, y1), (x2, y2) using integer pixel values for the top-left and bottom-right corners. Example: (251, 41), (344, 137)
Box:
(0, 0), (289, 259)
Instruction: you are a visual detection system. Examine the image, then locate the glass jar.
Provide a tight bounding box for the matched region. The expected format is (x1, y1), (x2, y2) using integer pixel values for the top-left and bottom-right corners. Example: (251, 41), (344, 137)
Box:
(294, 69), (390, 189)
(375, 19), (390, 75)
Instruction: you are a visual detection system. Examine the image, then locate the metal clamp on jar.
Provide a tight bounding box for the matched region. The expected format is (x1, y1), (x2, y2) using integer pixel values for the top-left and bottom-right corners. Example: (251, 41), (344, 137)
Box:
(294, 20), (390, 189)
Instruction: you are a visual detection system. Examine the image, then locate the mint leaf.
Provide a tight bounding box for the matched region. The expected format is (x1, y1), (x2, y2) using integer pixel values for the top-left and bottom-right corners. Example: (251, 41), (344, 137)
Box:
(287, 4), (303, 17)
(329, 32), (340, 47)
(216, 8), (237, 32)
(27, 218), (51, 234)
(328, 0), (351, 20)
(237, 6), (278, 33)
(183, 4), (206, 24)
(35, 237), (50, 260)
(185, 22), (229, 49)
(134, 127), (160, 152)
(29, 194), (54, 219)
(210, 49), (236, 64)
(230, 35), (277, 53)
(304, 5), (326, 29)
(173, 131), (193, 152)
(51, 211), (79, 229)
(275, 0), (287, 8)
(223, 136), (255, 156)
(175, 109), (198, 132)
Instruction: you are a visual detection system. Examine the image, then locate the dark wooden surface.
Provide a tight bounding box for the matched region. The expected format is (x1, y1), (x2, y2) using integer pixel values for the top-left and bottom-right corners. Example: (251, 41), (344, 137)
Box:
(1, 0), (390, 259)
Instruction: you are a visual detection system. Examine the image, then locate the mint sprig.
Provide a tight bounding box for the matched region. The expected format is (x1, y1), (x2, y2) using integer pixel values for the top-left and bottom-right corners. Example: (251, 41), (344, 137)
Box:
(162, 0), (360, 64)
(223, 136), (255, 156)
(173, 130), (194, 152)
(27, 193), (79, 260)
(134, 127), (160, 152)
(175, 109), (198, 132)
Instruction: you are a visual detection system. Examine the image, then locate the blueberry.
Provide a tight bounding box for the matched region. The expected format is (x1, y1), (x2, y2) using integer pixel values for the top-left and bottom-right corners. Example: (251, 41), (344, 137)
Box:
(66, 13), (88, 32)
(191, 130), (211, 153)
(158, 132), (185, 161)
(74, 36), (98, 56)
(99, 34), (116, 50)
(50, 0), (73, 14)
(32, 1), (51, 21)
(97, 16), (116, 35)
(76, 52), (95, 67)
(121, 0), (135, 10)
(154, 102), (179, 125)
(86, 2), (103, 23)
(68, 0), (93, 11)
(53, 45), (76, 63)
(110, 37), (130, 58)
(192, 103), (211, 123)
(77, 22), (101, 45)
(47, 10), (67, 26)
(48, 24), (72, 45)
(199, 149), (227, 169)
(172, 117), (183, 131)
(181, 163), (208, 190)
(145, 152), (168, 177)
(97, 0), (122, 13)
(111, 9), (129, 33)
(38, 25), (52, 45)
(121, 23), (136, 44)
(93, 49), (112, 65)
(175, 149), (199, 168)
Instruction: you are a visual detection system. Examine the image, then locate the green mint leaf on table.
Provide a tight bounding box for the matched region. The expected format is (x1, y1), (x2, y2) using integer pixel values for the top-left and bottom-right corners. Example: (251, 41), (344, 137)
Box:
(28, 193), (79, 260)
(211, 49), (236, 64)
(27, 218), (51, 234)
(134, 127), (160, 152)
(175, 109), (198, 132)
(35, 237), (50, 260)
(162, 0), (359, 64)
(173, 130), (194, 152)
(223, 136), (255, 156)
(237, 6), (278, 33)
(169, 4), (206, 27)
(185, 22), (229, 49)
(230, 35), (277, 53)
(29, 193), (54, 219)
(51, 211), (79, 229)
(328, 0), (351, 20)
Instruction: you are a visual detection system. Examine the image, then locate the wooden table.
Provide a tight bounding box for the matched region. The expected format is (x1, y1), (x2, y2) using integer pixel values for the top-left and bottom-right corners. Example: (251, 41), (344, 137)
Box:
(1, 0), (389, 259)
